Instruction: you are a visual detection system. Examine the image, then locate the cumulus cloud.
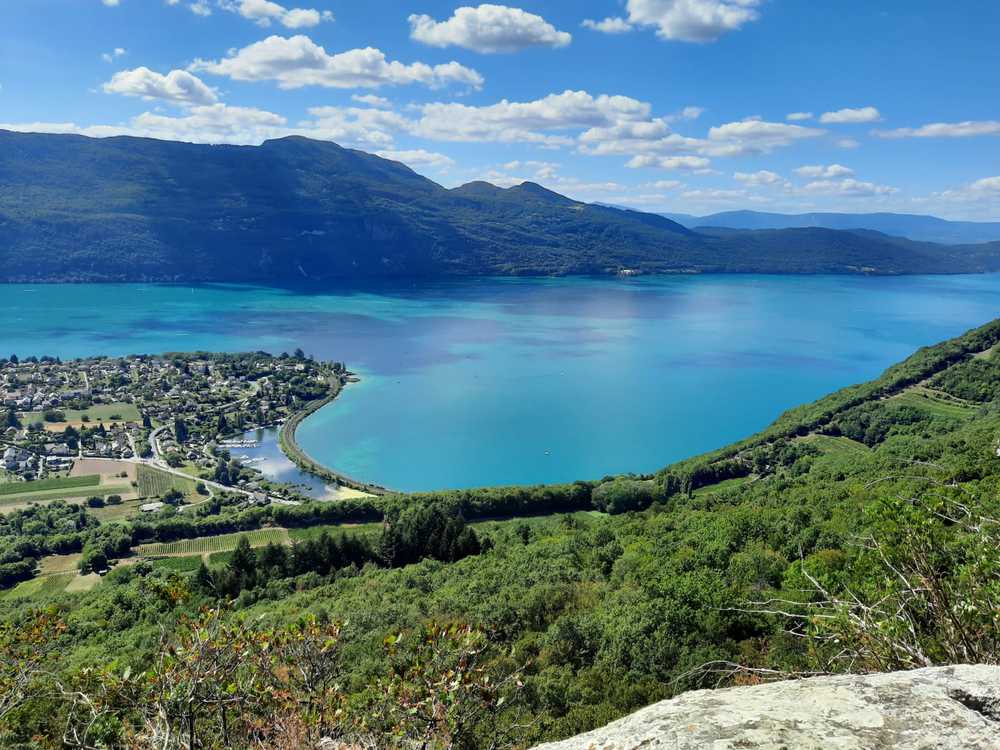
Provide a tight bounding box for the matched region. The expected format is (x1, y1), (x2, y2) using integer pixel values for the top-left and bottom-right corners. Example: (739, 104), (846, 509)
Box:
(624, 0), (762, 42)
(801, 177), (898, 197)
(411, 90), (651, 144)
(934, 176), (1000, 215)
(794, 164), (854, 178)
(0, 104), (288, 145)
(704, 119), (825, 156)
(191, 35), (484, 90)
(218, 0), (333, 28)
(101, 47), (127, 63)
(475, 161), (626, 198)
(376, 149), (455, 171)
(626, 155), (712, 170)
(351, 94), (391, 108)
(819, 106), (882, 124)
(582, 17), (634, 34)
(409, 4), (571, 53)
(786, 111), (813, 121)
(103, 67), (218, 105)
(873, 120), (1000, 139)
(734, 169), (783, 186)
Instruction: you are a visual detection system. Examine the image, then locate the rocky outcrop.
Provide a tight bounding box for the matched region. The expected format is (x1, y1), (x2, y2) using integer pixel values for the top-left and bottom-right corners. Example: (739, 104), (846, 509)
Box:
(531, 665), (1000, 750)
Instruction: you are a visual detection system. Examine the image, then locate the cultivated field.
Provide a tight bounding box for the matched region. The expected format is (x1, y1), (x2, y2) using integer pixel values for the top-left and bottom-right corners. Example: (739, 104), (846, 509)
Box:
(891, 387), (976, 419)
(136, 528), (290, 557)
(21, 402), (141, 431)
(137, 465), (198, 499)
(0, 474), (99, 497)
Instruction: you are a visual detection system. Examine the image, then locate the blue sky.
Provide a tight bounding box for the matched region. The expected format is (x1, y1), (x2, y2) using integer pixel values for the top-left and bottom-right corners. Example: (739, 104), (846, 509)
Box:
(2, 0), (999, 218)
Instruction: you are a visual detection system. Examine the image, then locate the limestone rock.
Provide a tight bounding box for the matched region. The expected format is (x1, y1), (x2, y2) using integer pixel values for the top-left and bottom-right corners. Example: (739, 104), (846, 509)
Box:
(531, 665), (1000, 750)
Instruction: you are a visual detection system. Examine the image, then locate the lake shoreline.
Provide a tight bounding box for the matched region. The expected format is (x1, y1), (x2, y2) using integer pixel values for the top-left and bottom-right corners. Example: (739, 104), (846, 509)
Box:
(278, 375), (391, 497)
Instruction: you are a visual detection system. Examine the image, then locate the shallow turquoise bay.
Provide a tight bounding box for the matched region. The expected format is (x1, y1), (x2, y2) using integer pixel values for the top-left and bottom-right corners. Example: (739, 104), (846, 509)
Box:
(3, 275), (999, 491)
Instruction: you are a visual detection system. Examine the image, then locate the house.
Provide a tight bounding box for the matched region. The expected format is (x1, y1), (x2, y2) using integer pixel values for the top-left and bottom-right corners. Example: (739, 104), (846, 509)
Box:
(140, 502), (165, 513)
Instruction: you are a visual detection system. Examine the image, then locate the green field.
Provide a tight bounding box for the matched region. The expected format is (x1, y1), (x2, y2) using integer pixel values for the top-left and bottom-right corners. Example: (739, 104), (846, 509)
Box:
(287, 522), (382, 541)
(0, 474), (99, 497)
(0, 484), (132, 509)
(137, 465), (198, 499)
(22, 402), (140, 424)
(2, 573), (75, 600)
(136, 528), (290, 557)
(798, 434), (870, 456)
(891, 388), (976, 419)
(692, 476), (748, 498)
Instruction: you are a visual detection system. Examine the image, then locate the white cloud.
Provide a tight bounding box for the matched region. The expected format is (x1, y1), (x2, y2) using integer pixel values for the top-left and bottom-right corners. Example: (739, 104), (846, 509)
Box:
(191, 35), (484, 90)
(0, 104), (288, 145)
(582, 17), (634, 34)
(835, 137), (860, 149)
(179, 1), (211, 16)
(218, 0), (333, 28)
(102, 0), (120, 6)
(624, 0), (762, 42)
(794, 164), (854, 178)
(786, 111), (813, 121)
(626, 155), (712, 170)
(351, 94), (391, 109)
(819, 106), (882, 124)
(412, 90), (650, 144)
(475, 161), (625, 198)
(409, 4), (571, 54)
(376, 149), (455, 171)
(734, 169), (783, 186)
(101, 47), (127, 63)
(934, 176), (1000, 215)
(643, 179), (683, 189)
(302, 105), (412, 148)
(705, 119), (825, 156)
(873, 120), (1000, 139)
(801, 177), (897, 197)
(103, 67), (218, 105)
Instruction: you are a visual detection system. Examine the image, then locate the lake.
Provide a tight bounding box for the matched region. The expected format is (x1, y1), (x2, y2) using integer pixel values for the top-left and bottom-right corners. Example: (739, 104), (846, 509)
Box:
(3, 275), (999, 491)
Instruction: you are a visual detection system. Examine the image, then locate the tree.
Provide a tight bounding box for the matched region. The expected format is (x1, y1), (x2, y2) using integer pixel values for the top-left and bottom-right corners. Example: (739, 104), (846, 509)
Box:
(3, 408), (18, 430)
(173, 418), (188, 443)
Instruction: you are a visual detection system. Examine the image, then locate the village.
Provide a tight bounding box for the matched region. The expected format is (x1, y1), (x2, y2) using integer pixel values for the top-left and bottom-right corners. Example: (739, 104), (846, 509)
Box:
(1, 351), (344, 506)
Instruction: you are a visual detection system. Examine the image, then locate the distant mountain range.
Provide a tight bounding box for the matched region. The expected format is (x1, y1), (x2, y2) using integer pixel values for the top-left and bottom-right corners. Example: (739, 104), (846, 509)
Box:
(2, 129), (1000, 282)
(661, 210), (1000, 245)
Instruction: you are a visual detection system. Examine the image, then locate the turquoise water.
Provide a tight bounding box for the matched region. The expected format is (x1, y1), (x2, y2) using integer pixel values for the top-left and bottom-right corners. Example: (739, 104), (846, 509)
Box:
(2, 275), (999, 491)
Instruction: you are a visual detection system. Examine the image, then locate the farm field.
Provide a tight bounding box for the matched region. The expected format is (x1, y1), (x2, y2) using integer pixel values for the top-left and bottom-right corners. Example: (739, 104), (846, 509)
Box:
(890, 387), (976, 419)
(21, 402), (141, 431)
(1, 572), (76, 600)
(137, 465), (199, 499)
(136, 528), (291, 557)
(0, 474), (99, 497)
(797, 434), (871, 456)
(39, 553), (83, 575)
(0, 484), (133, 511)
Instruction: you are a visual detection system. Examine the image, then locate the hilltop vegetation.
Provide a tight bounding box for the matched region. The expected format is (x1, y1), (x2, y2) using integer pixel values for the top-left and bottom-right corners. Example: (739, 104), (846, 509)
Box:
(3, 130), (1000, 282)
(0, 320), (999, 747)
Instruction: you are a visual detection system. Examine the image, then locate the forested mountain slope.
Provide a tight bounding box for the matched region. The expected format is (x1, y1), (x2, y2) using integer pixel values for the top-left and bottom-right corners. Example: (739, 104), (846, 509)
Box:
(3, 129), (1000, 281)
(1, 320), (999, 747)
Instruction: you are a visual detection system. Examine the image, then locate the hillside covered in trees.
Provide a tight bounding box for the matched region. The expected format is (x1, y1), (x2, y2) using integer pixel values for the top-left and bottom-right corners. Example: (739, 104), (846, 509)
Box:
(0, 320), (999, 747)
(4, 129), (1000, 282)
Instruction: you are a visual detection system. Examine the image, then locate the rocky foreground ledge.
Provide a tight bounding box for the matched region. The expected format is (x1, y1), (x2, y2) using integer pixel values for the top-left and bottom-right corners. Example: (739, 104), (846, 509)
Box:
(531, 665), (1000, 750)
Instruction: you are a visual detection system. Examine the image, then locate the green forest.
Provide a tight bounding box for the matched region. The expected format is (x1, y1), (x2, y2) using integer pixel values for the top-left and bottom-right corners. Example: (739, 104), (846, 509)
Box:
(1, 320), (999, 748)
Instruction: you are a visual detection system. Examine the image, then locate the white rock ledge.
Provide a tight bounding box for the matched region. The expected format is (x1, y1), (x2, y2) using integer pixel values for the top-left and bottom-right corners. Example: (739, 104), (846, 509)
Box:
(531, 665), (1000, 750)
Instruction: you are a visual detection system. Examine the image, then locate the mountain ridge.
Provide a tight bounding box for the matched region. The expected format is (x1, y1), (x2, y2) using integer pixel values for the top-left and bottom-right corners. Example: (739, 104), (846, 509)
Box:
(662, 209), (1000, 244)
(3, 129), (1000, 282)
